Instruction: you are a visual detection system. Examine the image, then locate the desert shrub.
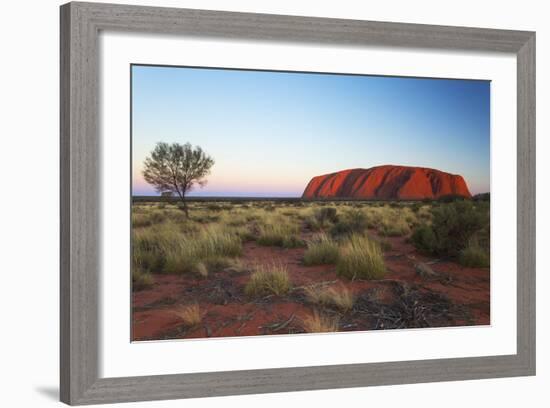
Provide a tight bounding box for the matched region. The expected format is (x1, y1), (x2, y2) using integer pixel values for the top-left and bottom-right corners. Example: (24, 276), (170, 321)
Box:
(305, 285), (354, 312)
(459, 240), (490, 268)
(244, 264), (291, 297)
(411, 202), (422, 213)
(303, 234), (340, 265)
(172, 304), (201, 327)
(473, 193), (490, 202)
(437, 194), (467, 203)
(336, 234), (386, 280)
(315, 207), (338, 224)
(301, 311), (339, 333)
(304, 207), (338, 231)
(417, 205), (433, 222)
(411, 201), (488, 256)
(410, 225), (438, 253)
(330, 209), (368, 236)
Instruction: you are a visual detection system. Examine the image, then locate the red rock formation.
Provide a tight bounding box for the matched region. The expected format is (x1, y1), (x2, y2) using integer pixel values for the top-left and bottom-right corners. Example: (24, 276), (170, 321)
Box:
(302, 165), (471, 200)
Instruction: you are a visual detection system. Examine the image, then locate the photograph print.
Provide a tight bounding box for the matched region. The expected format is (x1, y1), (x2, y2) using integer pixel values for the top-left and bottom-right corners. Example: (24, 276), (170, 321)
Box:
(131, 65), (490, 341)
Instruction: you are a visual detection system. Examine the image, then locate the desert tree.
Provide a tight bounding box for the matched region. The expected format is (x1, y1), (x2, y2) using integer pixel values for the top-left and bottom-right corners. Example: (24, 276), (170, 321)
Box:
(142, 142), (214, 217)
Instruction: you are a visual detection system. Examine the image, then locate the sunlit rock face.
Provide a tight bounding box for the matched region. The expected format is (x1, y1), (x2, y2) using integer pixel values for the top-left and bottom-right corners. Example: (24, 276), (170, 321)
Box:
(302, 165), (471, 200)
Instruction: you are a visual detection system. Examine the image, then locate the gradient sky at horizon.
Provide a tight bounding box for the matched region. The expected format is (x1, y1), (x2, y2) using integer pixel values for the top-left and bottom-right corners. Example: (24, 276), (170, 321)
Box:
(132, 65), (490, 197)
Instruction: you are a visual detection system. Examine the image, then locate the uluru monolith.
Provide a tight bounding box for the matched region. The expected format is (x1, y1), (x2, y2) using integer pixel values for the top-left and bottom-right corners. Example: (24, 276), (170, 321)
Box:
(302, 165), (471, 200)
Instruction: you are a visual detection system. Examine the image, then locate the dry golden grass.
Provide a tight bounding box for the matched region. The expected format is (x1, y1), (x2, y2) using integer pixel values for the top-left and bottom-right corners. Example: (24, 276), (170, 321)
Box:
(303, 233), (340, 265)
(131, 265), (154, 291)
(133, 223), (242, 276)
(336, 234), (386, 280)
(301, 311), (340, 333)
(194, 261), (209, 278)
(172, 304), (202, 327)
(244, 263), (291, 297)
(305, 284), (354, 312)
(256, 218), (303, 248)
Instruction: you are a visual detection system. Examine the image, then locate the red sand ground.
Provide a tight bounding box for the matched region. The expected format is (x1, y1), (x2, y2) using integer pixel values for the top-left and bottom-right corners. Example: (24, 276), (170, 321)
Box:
(132, 228), (489, 341)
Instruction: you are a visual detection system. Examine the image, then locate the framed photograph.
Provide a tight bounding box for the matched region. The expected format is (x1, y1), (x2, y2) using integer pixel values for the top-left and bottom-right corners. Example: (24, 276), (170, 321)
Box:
(60, 2), (535, 405)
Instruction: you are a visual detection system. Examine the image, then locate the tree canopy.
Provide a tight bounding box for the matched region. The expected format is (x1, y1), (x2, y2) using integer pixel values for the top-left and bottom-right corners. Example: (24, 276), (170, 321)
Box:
(142, 142), (214, 214)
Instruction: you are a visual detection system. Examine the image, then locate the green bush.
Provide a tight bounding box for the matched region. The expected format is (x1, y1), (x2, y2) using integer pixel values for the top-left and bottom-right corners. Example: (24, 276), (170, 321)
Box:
(437, 194), (467, 203)
(410, 202), (422, 213)
(410, 225), (438, 254)
(330, 209), (368, 236)
(411, 201), (489, 256)
(314, 207), (338, 224)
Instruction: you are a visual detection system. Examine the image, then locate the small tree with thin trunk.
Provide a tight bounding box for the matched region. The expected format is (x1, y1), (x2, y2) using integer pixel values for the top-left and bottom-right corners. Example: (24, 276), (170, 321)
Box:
(142, 142), (214, 217)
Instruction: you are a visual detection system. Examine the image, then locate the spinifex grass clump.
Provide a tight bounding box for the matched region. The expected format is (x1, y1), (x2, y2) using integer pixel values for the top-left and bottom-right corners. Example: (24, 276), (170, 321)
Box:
(303, 233), (340, 265)
(305, 284), (354, 312)
(257, 218), (304, 248)
(131, 209), (167, 228)
(131, 265), (154, 291)
(133, 223), (242, 276)
(244, 263), (291, 298)
(172, 304), (202, 327)
(164, 227), (242, 275)
(336, 234), (386, 280)
(301, 310), (340, 333)
(379, 216), (411, 237)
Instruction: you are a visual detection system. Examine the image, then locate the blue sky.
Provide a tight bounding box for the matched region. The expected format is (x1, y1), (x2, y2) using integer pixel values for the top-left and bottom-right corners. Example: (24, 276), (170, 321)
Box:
(132, 65), (490, 196)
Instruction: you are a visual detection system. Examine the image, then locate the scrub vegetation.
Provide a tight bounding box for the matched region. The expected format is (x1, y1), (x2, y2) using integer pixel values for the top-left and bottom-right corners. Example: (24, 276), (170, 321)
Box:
(131, 197), (490, 340)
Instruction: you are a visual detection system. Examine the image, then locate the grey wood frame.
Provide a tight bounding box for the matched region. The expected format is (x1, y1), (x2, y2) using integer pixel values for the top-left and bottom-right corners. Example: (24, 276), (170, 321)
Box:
(60, 1), (536, 405)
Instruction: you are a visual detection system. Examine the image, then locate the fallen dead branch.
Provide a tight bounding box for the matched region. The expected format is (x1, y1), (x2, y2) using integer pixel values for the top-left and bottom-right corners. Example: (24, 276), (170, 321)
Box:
(352, 281), (469, 330)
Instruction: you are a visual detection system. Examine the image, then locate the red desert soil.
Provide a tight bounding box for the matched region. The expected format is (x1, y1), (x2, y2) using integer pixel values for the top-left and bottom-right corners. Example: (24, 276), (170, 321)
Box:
(132, 230), (489, 341)
(302, 165), (472, 200)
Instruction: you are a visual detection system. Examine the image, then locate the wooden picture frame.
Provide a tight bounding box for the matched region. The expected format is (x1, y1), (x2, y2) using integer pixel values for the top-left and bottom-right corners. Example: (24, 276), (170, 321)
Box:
(60, 2), (535, 405)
